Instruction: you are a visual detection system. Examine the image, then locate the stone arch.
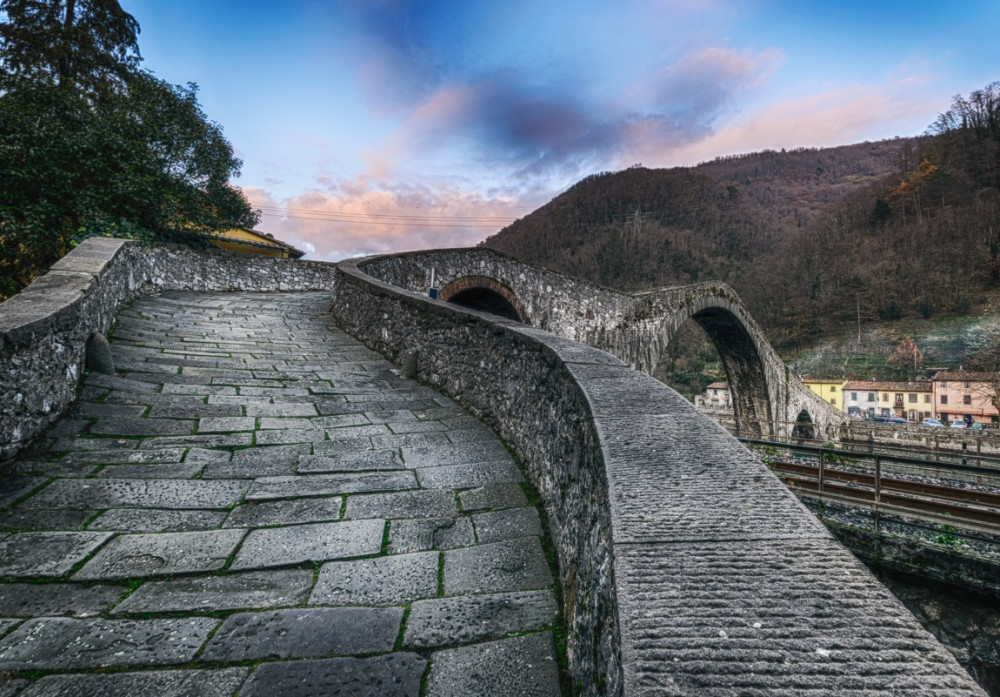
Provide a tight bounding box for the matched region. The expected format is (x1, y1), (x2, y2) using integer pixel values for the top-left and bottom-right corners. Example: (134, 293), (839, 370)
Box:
(654, 296), (776, 438)
(791, 409), (815, 442)
(438, 275), (528, 324)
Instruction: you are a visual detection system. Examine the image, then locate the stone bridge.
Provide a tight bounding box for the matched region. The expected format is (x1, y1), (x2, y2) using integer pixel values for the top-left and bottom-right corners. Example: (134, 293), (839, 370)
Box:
(363, 247), (841, 438)
(0, 238), (985, 696)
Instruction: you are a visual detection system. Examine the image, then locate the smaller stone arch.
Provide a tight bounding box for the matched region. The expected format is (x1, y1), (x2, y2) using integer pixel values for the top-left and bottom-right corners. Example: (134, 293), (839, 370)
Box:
(438, 275), (528, 324)
(791, 409), (815, 442)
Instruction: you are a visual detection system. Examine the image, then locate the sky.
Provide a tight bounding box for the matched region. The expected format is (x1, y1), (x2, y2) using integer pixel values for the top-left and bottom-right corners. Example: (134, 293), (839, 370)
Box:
(122, 0), (1000, 261)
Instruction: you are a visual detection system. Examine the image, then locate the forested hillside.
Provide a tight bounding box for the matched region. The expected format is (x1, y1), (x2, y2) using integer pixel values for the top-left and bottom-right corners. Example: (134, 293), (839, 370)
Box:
(484, 83), (1000, 357)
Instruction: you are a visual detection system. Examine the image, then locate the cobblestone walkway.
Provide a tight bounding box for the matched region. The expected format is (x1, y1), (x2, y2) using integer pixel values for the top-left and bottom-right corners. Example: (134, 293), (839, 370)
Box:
(0, 292), (562, 696)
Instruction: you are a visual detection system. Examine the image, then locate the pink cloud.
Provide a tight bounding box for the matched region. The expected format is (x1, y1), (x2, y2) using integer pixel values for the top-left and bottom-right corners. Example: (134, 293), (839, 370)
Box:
(628, 81), (943, 168)
(245, 180), (529, 261)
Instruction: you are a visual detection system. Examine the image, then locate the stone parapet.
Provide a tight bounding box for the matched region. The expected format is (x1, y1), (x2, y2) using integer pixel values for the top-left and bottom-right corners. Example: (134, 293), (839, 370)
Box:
(334, 254), (985, 696)
(0, 238), (338, 460)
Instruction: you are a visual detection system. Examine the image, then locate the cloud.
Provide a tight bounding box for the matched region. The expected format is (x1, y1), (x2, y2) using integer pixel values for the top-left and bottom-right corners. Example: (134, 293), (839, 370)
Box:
(377, 46), (781, 184)
(245, 179), (533, 261)
(651, 81), (942, 166)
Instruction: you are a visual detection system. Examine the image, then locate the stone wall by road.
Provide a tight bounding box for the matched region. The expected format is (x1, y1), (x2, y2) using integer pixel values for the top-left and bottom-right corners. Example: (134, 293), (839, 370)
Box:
(335, 255), (985, 697)
(0, 237), (339, 460)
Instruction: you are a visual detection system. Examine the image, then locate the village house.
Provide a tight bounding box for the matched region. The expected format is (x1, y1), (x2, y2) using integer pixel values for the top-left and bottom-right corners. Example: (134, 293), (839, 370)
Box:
(694, 381), (732, 413)
(931, 371), (999, 425)
(801, 378), (847, 409)
(841, 381), (933, 421)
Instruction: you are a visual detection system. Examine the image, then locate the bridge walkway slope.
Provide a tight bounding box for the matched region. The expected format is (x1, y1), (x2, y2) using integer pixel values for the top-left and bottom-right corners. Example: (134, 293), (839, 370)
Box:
(0, 291), (561, 696)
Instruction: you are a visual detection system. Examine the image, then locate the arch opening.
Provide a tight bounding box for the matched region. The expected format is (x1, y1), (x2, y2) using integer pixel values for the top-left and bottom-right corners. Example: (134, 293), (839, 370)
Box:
(438, 275), (528, 324)
(654, 306), (773, 438)
(447, 287), (522, 321)
(791, 409), (815, 442)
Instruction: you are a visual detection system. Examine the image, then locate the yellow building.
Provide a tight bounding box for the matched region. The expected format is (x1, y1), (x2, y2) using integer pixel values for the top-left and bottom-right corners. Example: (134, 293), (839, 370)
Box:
(205, 228), (305, 259)
(801, 378), (847, 410)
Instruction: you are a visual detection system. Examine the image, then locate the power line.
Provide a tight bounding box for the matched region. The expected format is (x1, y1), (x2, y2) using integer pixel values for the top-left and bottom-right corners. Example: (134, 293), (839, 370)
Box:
(257, 212), (507, 228)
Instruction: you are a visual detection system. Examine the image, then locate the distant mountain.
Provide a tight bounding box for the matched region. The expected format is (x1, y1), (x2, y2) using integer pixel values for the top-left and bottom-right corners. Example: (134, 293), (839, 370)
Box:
(484, 117), (1000, 355)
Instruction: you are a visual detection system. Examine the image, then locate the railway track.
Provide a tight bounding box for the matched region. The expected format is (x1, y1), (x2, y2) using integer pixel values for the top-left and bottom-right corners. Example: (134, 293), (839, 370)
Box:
(770, 458), (1000, 535)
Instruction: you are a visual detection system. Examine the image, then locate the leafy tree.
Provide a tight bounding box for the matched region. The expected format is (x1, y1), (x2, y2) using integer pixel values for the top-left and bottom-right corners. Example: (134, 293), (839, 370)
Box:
(0, 0), (258, 299)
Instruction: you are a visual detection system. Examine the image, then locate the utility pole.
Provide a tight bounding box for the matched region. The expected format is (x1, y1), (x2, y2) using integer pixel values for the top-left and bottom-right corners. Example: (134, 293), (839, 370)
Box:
(857, 297), (862, 345)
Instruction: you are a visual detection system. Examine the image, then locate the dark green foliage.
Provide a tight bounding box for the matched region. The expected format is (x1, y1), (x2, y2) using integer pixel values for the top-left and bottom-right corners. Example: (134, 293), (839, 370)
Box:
(0, 0), (257, 299)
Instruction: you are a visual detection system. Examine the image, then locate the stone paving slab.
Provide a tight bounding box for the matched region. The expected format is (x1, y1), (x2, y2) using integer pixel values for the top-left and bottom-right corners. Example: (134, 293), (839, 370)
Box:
(89, 418), (195, 436)
(344, 489), (457, 519)
(61, 447), (187, 464)
(444, 537), (552, 596)
(238, 653), (426, 697)
(114, 569), (314, 614)
(425, 632), (561, 697)
(311, 551), (439, 606)
(416, 460), (524, 489)
(230, 519), (385, 570)
(245, 471), (417, 500)
(297, 449), (402, 473)
(95, 463), (204, 479)
(473, 506), (543, 543)
(18, 479), (249, 510)
(0, 532), (113, 577)
(74, 529), (245, 579)
(0, 583), (124, 617)
(222, 497), (343, 528)
(199, 607), (403, 662)
(402, 442), (512, 468)
(404, 590), (558, 648)
(0, 476), (48, 507)
(459, 483), (528, 511)
(0, 509), (94, 532)
(87, 509), (227, 533)
(0, 292), (559, 695)
(387, 517), (476, 553)
(16, 668), (250, 697)
(0, 617), (218, 670)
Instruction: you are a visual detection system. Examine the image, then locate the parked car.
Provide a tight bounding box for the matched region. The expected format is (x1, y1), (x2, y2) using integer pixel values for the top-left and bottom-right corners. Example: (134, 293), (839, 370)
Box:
(949, 420), (967, 429)
(971, 422), (985, 431)
(922, 419), (943, 427)
(887, 417), (910, 424)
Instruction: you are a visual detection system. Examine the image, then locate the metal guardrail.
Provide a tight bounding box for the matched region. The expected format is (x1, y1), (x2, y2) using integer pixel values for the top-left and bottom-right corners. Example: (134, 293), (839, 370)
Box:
(740, 437), (1000, 537)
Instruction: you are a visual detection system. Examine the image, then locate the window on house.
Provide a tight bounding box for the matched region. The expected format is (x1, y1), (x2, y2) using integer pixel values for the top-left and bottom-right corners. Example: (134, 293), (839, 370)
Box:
(883, 393), (890, 402)
(964, 395), (972, 405)
(924, 394), (930, 403)
(868, 393), (876, 402)
(941, 395), (948, 404)
(831, 386), (837, 392)
(852, 392), (858, 401)
(908, 394), (917, 403)
(924, 411), (931, 418)
(894, 393), (903, 403)
(830, 398), (836, 406)
(964, 381), (970, 388)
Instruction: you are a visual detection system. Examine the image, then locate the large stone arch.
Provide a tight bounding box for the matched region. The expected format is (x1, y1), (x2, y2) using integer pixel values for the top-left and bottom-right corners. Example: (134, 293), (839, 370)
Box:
(438, 275), (529, 324)
(661, 301), (776, 438)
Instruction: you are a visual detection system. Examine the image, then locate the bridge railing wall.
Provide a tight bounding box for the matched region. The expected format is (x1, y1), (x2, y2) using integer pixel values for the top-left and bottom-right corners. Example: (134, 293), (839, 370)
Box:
(0, 237), (339, 461)
(334, 256), (623, 696)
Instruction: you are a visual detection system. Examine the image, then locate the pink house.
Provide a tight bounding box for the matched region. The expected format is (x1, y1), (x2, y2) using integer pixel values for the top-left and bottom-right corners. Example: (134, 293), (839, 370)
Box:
(931, 371), (999, 425)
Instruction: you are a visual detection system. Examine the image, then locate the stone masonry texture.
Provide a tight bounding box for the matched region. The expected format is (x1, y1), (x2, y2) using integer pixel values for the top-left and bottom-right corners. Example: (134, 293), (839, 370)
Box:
(332, 252), (987, 696)
(0, 240), (990, 696)
(0, 291), (562, 696)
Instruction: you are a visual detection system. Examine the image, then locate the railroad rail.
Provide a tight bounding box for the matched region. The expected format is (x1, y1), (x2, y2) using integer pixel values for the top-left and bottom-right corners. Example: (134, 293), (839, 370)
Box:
(741, 438), (1000, 536)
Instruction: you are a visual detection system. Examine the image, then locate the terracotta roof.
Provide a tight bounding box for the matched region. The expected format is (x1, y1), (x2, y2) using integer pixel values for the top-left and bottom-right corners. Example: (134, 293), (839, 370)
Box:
(800, 377), (846, 383)
(842, 381), (932, 391)
(932, 371), (1000, 382)
(705, 382), (730, 390)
